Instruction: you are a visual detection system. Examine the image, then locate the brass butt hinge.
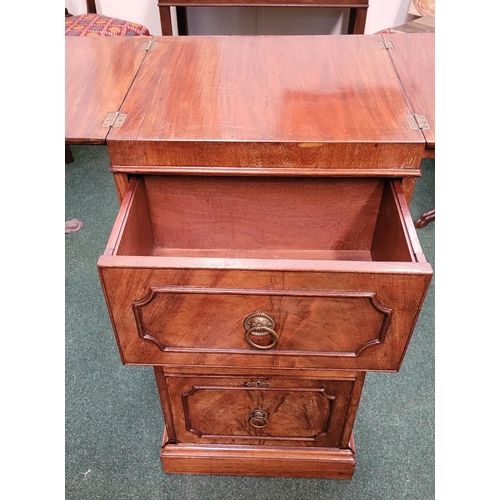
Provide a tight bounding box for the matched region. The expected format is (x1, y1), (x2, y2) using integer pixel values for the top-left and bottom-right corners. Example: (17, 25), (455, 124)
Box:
(141, 40), (158, 52)
(102, 112), (127, 128)
(406, 114), (430, 130)
(378, 40), (394, 50)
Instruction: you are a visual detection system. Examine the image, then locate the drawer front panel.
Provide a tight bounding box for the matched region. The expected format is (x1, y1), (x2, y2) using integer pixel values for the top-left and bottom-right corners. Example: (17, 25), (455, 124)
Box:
(166, 376), (356, 447)
(132, 287), (391, 356)
(99, 267), (431, 370)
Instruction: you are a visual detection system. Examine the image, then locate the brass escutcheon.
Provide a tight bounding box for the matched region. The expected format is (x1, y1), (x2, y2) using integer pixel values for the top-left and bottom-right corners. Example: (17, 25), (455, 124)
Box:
(244, 381), (271, 388)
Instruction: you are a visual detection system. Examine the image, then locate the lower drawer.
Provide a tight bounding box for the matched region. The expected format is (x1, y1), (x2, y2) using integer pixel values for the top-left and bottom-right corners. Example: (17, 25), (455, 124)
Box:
(158, 372), (364, 448)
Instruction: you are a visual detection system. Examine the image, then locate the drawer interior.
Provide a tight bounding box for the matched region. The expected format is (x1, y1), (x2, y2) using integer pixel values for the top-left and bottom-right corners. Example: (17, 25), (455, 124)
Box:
(113, 176), (415, 263)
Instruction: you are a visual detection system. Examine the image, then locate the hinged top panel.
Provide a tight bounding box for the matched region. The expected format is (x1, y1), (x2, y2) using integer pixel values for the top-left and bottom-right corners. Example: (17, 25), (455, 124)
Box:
(65, 36), (150, 144)
(382, 33), (435, 149)
(107, 35), (427, 173)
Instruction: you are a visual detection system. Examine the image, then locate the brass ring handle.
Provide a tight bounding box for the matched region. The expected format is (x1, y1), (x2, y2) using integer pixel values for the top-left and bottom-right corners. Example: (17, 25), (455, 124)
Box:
(245, 326), (279, 350)
(249, 409), (268, 428)
(243, 312), (279, 350)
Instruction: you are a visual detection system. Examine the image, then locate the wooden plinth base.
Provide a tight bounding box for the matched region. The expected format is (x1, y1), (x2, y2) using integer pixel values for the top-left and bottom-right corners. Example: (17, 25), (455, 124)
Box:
(160, 428), (356, 479)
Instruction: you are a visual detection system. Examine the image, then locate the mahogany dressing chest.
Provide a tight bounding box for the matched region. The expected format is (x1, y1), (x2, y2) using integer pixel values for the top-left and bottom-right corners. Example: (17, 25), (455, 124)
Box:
(67, 33), (437, 479)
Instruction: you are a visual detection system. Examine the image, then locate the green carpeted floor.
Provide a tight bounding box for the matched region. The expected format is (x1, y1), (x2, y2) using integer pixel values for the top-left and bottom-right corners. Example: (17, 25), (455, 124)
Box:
(66, 144), (435, 499)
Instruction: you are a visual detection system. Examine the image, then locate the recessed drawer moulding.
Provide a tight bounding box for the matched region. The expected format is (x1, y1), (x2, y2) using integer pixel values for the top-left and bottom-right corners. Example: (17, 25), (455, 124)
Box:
(132, 287), (392, 356)
(167, 375), (357, 447)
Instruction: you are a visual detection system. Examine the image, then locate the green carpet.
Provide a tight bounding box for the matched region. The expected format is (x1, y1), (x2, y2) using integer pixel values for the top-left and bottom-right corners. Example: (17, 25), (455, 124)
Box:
(66, 145), (435, 499)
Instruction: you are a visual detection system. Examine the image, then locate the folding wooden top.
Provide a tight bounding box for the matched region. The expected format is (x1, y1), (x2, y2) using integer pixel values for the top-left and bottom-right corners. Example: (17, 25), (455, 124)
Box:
(106, 35), (428, 173)
(64, 35), (434, 173)
(65, 36), (150, 143)
(382, 33), (435, 149)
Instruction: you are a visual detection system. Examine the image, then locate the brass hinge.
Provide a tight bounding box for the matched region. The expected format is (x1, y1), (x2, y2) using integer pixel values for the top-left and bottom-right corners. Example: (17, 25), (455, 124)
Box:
(378, 40), (394, 50)
(406, 114), (430, 130)
(102, 112), (127, 128)
(141, 40), (158, 52)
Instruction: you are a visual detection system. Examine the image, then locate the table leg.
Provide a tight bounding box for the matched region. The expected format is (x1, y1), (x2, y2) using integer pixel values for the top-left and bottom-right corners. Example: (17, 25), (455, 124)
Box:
(66, 144), (74, 164)
(159, 5), (173, 35)
(348, 8), (367, 34)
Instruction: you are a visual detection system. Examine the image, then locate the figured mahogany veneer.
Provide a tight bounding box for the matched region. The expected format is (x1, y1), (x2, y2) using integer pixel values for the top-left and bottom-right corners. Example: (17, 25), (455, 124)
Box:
(169, 376), (356, 446)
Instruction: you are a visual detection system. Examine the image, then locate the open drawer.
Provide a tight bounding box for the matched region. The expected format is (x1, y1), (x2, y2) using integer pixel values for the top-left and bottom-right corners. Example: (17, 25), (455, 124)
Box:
(98, 175), (432, 371)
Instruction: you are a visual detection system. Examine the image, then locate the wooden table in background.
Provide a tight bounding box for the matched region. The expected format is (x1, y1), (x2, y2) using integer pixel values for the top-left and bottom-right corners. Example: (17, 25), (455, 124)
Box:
(158, 0), (369, 36)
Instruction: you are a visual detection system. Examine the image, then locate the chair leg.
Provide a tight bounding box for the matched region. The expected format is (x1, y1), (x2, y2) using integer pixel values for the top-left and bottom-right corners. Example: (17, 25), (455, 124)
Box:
(415, 209), (435, 229)
(66, 144), (74, 164)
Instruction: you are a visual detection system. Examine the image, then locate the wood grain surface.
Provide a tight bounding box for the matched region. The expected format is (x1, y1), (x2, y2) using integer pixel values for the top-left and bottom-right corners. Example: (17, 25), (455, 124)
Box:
(65, 37), (149, 143)
(383, 33), (435, 148)
(106, 35), (425, 169)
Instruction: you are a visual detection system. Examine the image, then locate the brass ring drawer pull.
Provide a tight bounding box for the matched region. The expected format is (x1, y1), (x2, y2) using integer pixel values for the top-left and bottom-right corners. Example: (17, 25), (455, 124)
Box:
(249, 409), (269, 428)
(243, 312), (279, 350)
